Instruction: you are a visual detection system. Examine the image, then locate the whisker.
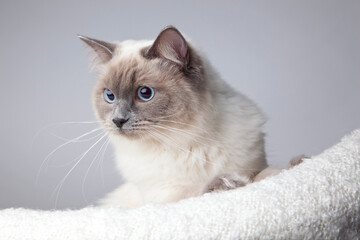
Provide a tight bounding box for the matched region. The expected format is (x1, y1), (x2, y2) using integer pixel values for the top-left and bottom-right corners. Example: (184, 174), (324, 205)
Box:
(146, 129), (202, 171)
(148, 112), (180, 120)
(31, 120), (104, 148)
(36, 127), (103, 185)
(97, 138), (111, 187)
(147, 127), (261, 171)
(51, 133), (107, 208)
(48, 130), (105, 143)
(148, 118), (219, 137)
(44, 131), (106, 173)
(150, 124), (220, 145)
(150, 124), (213, 147)
(148, 128), (217, 167)
(81, 135), (109, 204)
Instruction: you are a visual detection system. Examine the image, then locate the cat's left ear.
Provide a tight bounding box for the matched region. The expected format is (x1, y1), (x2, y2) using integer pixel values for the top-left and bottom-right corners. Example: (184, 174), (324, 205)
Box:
(145, 26), (189, 67)
(78, 35), (116, 63)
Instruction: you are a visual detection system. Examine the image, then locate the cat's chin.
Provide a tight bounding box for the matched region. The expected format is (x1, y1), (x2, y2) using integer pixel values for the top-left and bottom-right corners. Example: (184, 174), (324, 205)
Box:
(107, 128), (146, 140)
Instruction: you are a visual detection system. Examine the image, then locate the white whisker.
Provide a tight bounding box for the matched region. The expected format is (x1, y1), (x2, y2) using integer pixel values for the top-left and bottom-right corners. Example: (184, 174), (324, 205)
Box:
(36, 127), (104, 185)
(31, 120), (104, 148)
(148, 128), (216, 167)
(147, 127), (260, 171)
(97, 138), (111, 187)
(149, 118), (220, 138)
(48, 130), (105, 144)
(81, 135), (109, 204)
(51, 133), (107, 208)
(145, 129), (199, 171)
(151, 124), (220, 145)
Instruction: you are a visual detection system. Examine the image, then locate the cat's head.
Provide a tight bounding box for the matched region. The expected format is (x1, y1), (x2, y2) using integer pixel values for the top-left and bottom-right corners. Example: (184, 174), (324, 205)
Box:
(79, 26), (209, 141)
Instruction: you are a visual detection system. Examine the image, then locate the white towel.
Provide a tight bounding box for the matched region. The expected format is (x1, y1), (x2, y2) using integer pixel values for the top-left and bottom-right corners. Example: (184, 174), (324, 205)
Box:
(1, 129), (359, 239)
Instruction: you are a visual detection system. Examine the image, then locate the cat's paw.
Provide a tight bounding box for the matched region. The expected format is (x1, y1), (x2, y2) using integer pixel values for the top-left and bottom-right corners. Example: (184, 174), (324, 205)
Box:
(204, 173), (249, 193)
(286, 154), (307, 169)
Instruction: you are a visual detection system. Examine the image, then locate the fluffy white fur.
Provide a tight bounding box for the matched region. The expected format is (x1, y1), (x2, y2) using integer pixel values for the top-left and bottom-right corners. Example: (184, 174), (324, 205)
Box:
(1, 129), (359, 239)
(99, 39), (268, 207)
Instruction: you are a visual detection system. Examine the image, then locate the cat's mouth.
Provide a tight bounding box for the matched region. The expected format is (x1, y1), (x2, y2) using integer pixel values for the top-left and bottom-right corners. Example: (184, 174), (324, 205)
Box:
(107, 125), (146, 138)
(105, 120), (173, 140)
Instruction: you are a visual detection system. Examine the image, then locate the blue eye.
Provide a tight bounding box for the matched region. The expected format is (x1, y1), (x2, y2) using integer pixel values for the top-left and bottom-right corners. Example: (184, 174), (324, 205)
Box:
(137, 86), (154, 101)
(104, 88), (115, 103)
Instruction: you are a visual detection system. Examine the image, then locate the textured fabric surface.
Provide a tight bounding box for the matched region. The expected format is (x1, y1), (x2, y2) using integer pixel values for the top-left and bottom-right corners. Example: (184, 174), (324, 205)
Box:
(1, 129), (359, 240)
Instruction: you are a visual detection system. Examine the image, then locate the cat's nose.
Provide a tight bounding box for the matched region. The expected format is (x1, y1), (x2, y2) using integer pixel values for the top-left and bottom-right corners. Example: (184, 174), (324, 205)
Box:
(112, 117), (129, 129)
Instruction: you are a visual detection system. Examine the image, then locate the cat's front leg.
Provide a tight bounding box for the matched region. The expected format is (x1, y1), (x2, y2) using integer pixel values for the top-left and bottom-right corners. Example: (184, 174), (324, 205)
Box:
(204, 173), (250, 193)
(98, 182), (142, 208)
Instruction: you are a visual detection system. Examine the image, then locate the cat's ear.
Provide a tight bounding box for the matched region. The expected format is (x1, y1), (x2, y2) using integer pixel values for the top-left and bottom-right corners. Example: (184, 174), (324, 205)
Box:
(145, 26), (189, 67)
(78, 35), (116, 63)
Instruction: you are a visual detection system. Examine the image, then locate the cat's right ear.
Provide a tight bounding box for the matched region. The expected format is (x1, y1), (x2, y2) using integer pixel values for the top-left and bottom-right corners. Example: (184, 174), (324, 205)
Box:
(78, 35), (116, 63)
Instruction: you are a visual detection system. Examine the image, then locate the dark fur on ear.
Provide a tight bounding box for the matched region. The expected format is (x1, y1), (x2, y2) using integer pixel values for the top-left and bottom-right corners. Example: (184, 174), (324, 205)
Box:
(144, 26), (189, 68)
(78, 35), (116, 63)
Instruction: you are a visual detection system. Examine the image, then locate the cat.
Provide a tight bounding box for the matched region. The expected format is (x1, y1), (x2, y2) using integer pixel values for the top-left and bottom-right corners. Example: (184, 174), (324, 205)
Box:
(79, 26), (300, 208)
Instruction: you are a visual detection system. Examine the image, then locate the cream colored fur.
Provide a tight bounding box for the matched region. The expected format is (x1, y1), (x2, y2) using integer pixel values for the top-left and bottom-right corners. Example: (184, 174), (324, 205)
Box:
(99, 39), (268, 207)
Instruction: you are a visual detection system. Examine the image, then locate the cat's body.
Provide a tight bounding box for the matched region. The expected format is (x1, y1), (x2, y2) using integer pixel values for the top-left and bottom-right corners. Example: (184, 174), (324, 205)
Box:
(101, 50), (268, 206)
(80, 27), (271, 208)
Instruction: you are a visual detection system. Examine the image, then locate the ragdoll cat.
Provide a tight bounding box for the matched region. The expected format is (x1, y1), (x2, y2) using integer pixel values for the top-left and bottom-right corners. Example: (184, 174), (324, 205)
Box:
(79, 26), (300, 208)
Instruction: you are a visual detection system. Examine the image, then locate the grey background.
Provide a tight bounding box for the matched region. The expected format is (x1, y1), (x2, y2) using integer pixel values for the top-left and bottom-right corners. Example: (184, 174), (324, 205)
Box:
(0, 0), (359, 210)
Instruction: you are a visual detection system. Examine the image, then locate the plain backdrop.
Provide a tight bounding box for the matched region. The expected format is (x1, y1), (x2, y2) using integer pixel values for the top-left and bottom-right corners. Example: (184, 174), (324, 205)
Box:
(0, 0), (359, 210)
